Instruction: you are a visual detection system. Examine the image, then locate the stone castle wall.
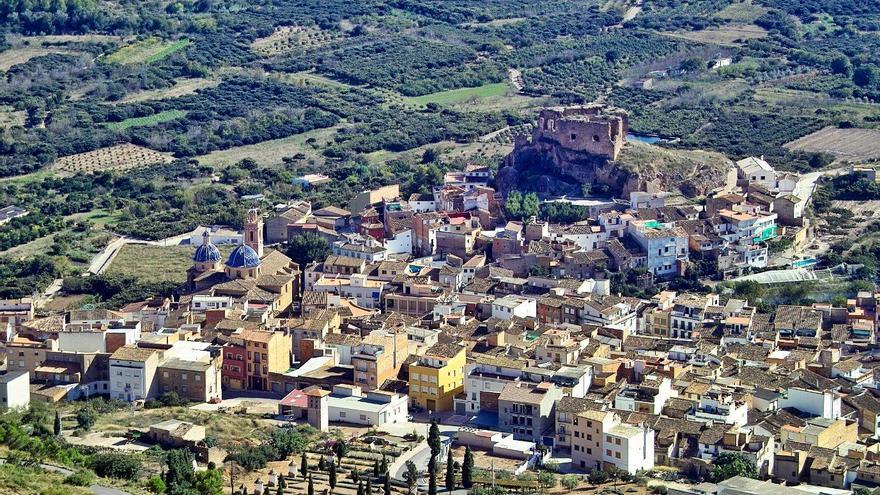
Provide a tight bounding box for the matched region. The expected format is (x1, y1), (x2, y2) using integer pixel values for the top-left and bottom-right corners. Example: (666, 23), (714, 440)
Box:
(533, 106), (627, 161)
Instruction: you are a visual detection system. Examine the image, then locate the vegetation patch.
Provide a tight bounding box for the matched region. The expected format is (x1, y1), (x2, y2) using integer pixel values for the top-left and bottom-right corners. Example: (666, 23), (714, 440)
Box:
(0, 463), (91, 495)
(106, 110), (187, 130)
(53, 144), (174, 174)
(105, 37), (190, 65)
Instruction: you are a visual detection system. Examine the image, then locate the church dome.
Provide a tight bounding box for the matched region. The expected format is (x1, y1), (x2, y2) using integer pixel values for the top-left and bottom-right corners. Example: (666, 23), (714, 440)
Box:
(193, 230), (221, 263)
(226, 244), (261, 268)
(193, 243), (221, 263)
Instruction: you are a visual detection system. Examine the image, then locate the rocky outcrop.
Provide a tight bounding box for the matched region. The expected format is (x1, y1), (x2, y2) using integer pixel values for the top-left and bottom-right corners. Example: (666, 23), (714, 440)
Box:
(497, 137), (735, 199)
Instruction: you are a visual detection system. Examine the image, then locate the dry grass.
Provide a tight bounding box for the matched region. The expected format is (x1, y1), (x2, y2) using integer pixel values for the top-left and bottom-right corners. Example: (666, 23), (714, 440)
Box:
(53, 144), (174, 174)
(659, 24), (767, 46)
(196, 124), (344, 168)
(119, 77), (220, 103)
(93, 406), (274, 449)
(0, 46), (73, 71)
(251, 25), (341, 57)
(785, 127), (880, 162)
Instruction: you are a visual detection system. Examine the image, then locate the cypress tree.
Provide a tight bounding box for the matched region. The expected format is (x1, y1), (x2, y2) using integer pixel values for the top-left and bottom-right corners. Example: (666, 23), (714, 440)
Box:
(462, 446), (474, 488)
(366, 476), (372, 494)
(428, 469), (437, 495)
(307, 475), (314, 495)
(383, 474), (391, 495)
(329, 459), (337, 489)
(357, 480), (364, 495)
(373, 459), (380, 477)
(53, 410), (61, 436)
(300, 452), (308, 478)
(445, 449), (454, 491)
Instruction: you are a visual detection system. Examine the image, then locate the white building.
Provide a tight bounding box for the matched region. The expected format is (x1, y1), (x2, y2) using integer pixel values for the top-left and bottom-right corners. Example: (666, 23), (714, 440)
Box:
(778, 387), (841, 419)
(0, 371), (30, 410)
(326, 385), (408, 426)
(57, 322), (141, 353)
(384, 228), (413, 255)
(456, 355), (523, 415)
(491, 295), (536, 320)
(686, 388), (749, 427)
(603, 423), (655, 474)
(109, 346), (160, 401)
(190, 295), (234, 312)
(408, 194), (437, 213)
(736, 156), (777, 190)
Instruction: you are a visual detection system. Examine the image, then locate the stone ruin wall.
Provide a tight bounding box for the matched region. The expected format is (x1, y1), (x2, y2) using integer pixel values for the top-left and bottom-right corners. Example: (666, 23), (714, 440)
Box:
(533, 107), (628, 161)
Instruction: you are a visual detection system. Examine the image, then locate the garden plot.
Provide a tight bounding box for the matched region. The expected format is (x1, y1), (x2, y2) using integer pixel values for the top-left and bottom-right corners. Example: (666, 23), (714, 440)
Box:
(53, 144), (174, 174)
(785, 127), (880, 162)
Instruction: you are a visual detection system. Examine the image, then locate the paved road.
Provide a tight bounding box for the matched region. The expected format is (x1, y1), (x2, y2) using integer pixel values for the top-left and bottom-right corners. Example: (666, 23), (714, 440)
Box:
(386, 422), (459, 481)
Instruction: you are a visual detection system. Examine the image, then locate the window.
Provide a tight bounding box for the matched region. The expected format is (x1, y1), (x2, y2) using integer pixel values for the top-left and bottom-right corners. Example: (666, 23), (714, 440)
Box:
(340, 411), (346, 418)
(615, 438), (621, 445)
(615, 452), (621, 459)
(570, 133), (577, 141)
(606, 449), (612, 456)
(592, 135), (600, 142)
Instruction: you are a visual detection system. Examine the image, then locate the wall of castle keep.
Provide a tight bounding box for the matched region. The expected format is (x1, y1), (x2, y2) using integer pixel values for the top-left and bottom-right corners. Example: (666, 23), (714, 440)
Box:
(533, 106), (628, 160)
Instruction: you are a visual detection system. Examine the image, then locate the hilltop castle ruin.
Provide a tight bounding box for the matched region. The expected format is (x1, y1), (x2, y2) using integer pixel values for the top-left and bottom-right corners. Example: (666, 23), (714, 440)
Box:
(530, 105), (629, 161)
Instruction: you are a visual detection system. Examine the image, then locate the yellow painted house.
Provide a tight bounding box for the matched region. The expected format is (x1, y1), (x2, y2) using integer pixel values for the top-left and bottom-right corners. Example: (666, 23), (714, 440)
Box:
(408, 343), (466, 412)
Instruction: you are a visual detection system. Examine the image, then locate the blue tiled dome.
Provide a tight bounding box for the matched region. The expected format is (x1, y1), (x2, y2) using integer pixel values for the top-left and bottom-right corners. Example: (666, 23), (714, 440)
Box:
(193, 243), (221, 263)
(226, 244), (261, 268)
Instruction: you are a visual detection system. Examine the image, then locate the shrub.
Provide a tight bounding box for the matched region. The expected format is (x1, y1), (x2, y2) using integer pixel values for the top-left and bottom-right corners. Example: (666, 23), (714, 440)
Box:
(90, 452), (143, 480)
(146, 475), (167, 494)
(64, 470), (96, 487)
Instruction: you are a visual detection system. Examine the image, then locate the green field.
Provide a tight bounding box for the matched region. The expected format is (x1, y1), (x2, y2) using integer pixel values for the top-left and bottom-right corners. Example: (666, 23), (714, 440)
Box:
(714, 1), (768, 22)
(406, 82), (512, 106)
(106, 110), (187, 130)
(105, 243), (234, 284)
(106, 37), (190, 65)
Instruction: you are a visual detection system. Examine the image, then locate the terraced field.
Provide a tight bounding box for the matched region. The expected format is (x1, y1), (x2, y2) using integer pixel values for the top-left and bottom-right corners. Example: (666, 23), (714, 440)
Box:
(119, 77), (219, 103)
(660, 24), (767, 46)
(251, 25), (341, 56)
(53, 143), (174, 173)
(785, 127), (880, 162)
